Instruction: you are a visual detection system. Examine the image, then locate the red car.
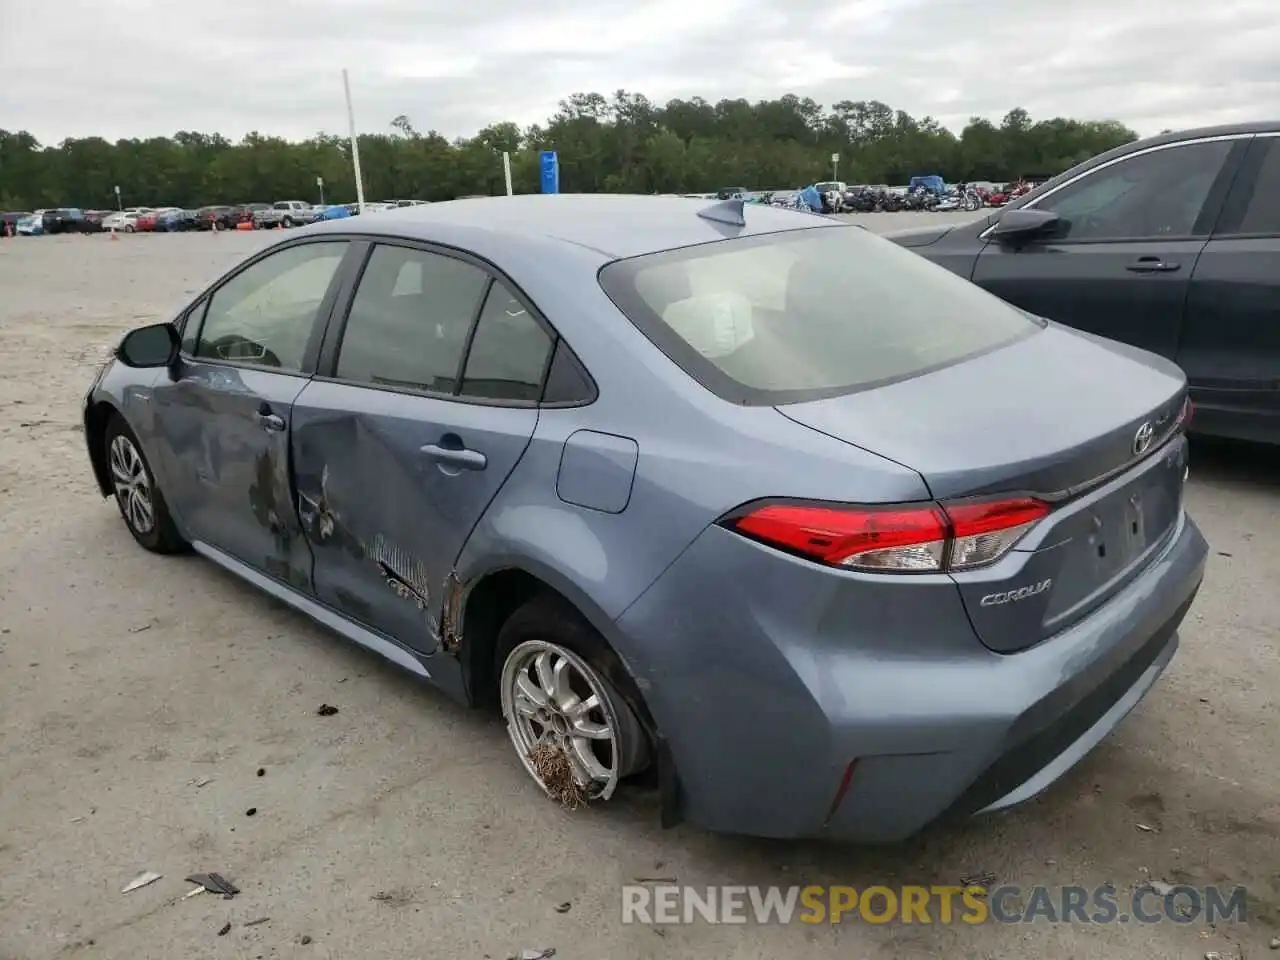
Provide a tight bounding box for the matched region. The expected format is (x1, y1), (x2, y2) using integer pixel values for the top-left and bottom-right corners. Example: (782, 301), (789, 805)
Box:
(133, 212), (160, 232)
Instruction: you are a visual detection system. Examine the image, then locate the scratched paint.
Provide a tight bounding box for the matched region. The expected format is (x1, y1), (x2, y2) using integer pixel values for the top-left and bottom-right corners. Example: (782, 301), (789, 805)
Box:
(298, 464), (441, 640)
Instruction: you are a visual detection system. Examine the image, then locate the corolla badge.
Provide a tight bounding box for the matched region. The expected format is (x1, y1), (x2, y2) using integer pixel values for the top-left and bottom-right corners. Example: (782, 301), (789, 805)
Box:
(1132, 421), (1155, 456)
(980, 579), (1052, 607)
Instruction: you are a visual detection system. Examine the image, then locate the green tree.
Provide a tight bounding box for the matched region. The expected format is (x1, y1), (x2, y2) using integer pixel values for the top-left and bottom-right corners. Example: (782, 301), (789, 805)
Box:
(0, 95), (1139, 209)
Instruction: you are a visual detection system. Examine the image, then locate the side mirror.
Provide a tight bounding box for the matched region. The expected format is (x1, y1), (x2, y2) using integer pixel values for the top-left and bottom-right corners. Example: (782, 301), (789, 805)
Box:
(989, 208), (1061, 245)
(117, 322), (180, 368)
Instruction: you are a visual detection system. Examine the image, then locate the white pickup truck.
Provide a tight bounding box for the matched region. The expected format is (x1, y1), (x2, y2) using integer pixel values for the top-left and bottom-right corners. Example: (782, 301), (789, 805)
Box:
(255, 201), (321, 229)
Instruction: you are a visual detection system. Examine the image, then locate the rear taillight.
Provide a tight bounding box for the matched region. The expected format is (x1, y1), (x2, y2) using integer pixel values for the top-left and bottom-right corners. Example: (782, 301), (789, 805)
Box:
(726, 497), (1051, 573)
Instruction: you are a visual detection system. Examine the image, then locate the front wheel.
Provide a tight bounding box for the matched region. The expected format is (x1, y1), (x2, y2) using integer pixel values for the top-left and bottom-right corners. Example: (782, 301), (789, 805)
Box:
(497, 598), (650, 806)
(282, 216), (294, 228)
(124, 224), (134, 233)
(103, 416), (186, 553)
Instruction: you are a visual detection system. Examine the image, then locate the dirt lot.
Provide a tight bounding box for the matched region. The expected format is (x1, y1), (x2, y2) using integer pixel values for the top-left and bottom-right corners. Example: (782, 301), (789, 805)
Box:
(1, 215), (1278, 960)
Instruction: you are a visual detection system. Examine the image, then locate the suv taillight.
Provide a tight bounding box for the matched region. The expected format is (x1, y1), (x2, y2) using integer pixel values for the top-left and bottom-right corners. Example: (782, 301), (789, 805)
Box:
(724, 497), (1051, 573)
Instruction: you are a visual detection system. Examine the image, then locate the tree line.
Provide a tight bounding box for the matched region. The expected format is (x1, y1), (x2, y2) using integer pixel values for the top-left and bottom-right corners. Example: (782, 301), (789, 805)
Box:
(0, 92), (1140, 211)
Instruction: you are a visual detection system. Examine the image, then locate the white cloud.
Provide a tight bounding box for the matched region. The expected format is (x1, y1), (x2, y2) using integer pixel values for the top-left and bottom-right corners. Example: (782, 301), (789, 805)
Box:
(0, 0), (1275, 144)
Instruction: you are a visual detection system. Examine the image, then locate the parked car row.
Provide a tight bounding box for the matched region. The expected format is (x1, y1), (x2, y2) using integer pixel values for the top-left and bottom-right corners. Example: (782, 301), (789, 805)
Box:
(3, 199), (433, 237)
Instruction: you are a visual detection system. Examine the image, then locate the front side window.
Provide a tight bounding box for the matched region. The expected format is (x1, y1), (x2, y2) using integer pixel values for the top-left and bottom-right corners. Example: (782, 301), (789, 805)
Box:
(335, 244), (489, 393)
(194, 241), (347, 372)
(599, 225), (1038, 404)
(1036, 139), (1235, 241)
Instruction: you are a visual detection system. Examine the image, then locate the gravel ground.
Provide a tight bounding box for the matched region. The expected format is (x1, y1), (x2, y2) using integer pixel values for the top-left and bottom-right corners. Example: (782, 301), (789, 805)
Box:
(1, 214), (1278, 960)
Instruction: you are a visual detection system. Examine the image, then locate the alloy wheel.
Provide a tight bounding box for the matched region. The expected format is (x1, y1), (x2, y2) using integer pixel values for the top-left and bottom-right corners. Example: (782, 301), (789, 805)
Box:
(109, 434), (155, 535)
(500, 640), (640, 802)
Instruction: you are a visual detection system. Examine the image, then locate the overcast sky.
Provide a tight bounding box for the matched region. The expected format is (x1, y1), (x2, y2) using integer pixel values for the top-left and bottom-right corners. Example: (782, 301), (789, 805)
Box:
(2, 0), (1276, 145)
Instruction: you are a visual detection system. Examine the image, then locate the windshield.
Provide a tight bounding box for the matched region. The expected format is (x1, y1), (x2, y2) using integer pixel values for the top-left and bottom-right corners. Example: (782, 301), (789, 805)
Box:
(598, 225), (1040, 404)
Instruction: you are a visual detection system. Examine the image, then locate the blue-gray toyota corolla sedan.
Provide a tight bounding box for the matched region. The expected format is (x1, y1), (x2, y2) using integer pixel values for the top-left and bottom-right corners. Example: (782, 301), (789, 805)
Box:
(82, 195), (1208, 841)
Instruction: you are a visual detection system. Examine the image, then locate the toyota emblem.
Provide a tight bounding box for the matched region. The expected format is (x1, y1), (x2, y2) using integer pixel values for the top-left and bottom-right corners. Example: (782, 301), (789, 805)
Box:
(1132, 421), (1155, 456)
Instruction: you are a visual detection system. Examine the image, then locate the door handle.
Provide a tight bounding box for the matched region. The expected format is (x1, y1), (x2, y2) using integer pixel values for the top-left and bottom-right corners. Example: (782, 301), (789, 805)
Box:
(420, 441), (487, 471)
(1125, 257), (1181, 273)
(256, 401), (286, 432)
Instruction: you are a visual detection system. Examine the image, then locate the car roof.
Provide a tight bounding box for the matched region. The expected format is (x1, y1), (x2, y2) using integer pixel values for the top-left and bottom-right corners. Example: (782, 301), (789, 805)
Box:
(307, 193), (842, 261)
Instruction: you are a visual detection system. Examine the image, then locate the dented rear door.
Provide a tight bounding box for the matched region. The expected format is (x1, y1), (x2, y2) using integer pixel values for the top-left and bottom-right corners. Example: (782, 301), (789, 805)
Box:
(291, 243), (552, 657)
(290, 384), (538, 656)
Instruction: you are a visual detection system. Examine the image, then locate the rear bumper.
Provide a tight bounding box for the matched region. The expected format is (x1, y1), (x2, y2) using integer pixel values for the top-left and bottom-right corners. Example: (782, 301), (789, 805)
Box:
(613, 509), (1207, 842)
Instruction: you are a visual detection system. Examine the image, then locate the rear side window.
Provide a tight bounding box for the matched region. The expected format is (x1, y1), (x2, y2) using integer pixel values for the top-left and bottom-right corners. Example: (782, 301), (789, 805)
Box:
(460, 281), (554, 402)
(1216, 138), (1280, 236)
(335, 244), (489, 393)
(598, 225), (1038, 405)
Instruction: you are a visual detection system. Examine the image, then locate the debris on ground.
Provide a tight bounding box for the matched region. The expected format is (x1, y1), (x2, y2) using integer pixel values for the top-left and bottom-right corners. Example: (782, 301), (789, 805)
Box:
(528, 743), (587, 809)
(300, 935), (313, 945)
(633, 877), (678, 884)
(245, 807), (258, 817)
(244, 917), (270, 927)
(512, 950), (556, 960)
(189, 777), (213, 788)
(960, 872), (997, 888)
(317, 704), (339, 716)
(122, 871), (162, 893)
(257, 767), (265, 777)
(185, 873), (240, 898)
(1135, 822), (1157, 833)
(217, 922), (231, 937)
(554, 901), (571, 913)
(1144, 881), (1176, 897)
(1270, 936), (1280, 949)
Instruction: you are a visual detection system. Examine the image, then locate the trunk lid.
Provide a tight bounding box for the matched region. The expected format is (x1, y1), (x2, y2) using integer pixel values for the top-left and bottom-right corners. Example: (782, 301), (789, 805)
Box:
(778, 324), (1189, 652)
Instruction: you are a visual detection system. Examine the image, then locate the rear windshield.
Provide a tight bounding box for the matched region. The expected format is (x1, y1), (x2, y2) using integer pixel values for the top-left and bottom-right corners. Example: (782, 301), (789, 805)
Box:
(598, 225), (1040, 405)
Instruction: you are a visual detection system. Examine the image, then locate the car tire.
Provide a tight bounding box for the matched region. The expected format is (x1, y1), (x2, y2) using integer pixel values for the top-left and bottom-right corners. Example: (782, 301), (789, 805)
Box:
(282, 216), (294, 228)
(124, 224), (134, 233)
(103, 415), (187, 554)
(496, 594), (651, 804)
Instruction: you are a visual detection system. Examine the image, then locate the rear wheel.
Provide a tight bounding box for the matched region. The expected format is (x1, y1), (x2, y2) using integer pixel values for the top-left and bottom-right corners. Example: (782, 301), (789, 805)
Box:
(103, 416), (186, 553)
(282, 216), (294, 228)
(497, 597), (650, 804)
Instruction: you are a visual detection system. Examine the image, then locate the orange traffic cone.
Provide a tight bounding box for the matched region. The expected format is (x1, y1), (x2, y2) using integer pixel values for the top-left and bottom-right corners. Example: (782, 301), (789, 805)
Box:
(275, 222), (282, 231)
(110, 228), (118, 241)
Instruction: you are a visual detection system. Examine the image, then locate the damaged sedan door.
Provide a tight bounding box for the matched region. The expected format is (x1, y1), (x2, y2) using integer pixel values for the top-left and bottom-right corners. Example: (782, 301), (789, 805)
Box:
(151, 240), (353, 588)
(291, 242), (554, 675)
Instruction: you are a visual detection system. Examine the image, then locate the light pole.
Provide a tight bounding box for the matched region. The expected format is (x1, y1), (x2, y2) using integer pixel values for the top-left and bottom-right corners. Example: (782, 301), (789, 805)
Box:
(342, 69), (366, 214)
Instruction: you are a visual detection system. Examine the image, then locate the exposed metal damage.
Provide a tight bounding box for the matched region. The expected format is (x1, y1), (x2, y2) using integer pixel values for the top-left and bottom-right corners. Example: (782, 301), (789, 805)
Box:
(297, 463), (456, 652)
(440, 572), (465, 653)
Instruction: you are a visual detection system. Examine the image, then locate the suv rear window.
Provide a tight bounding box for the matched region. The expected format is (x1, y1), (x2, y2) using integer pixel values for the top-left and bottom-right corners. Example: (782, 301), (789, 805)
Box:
(598, 225), (1040, 405)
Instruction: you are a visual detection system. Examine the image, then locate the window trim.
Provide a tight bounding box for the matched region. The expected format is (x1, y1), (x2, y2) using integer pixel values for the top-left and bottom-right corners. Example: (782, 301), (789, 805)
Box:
(180, 236), (359, 378)
(978, 133), (1256, 245)
(1211, 133), (1280, 240)
(314, 236), (596, 409)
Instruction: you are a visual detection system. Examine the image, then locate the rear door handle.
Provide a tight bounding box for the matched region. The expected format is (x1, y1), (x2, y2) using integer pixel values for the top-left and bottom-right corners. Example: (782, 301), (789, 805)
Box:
(420, 441), (487, 471)
(256, 401), (286, 432)
(1125, 257), (1181, 273)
